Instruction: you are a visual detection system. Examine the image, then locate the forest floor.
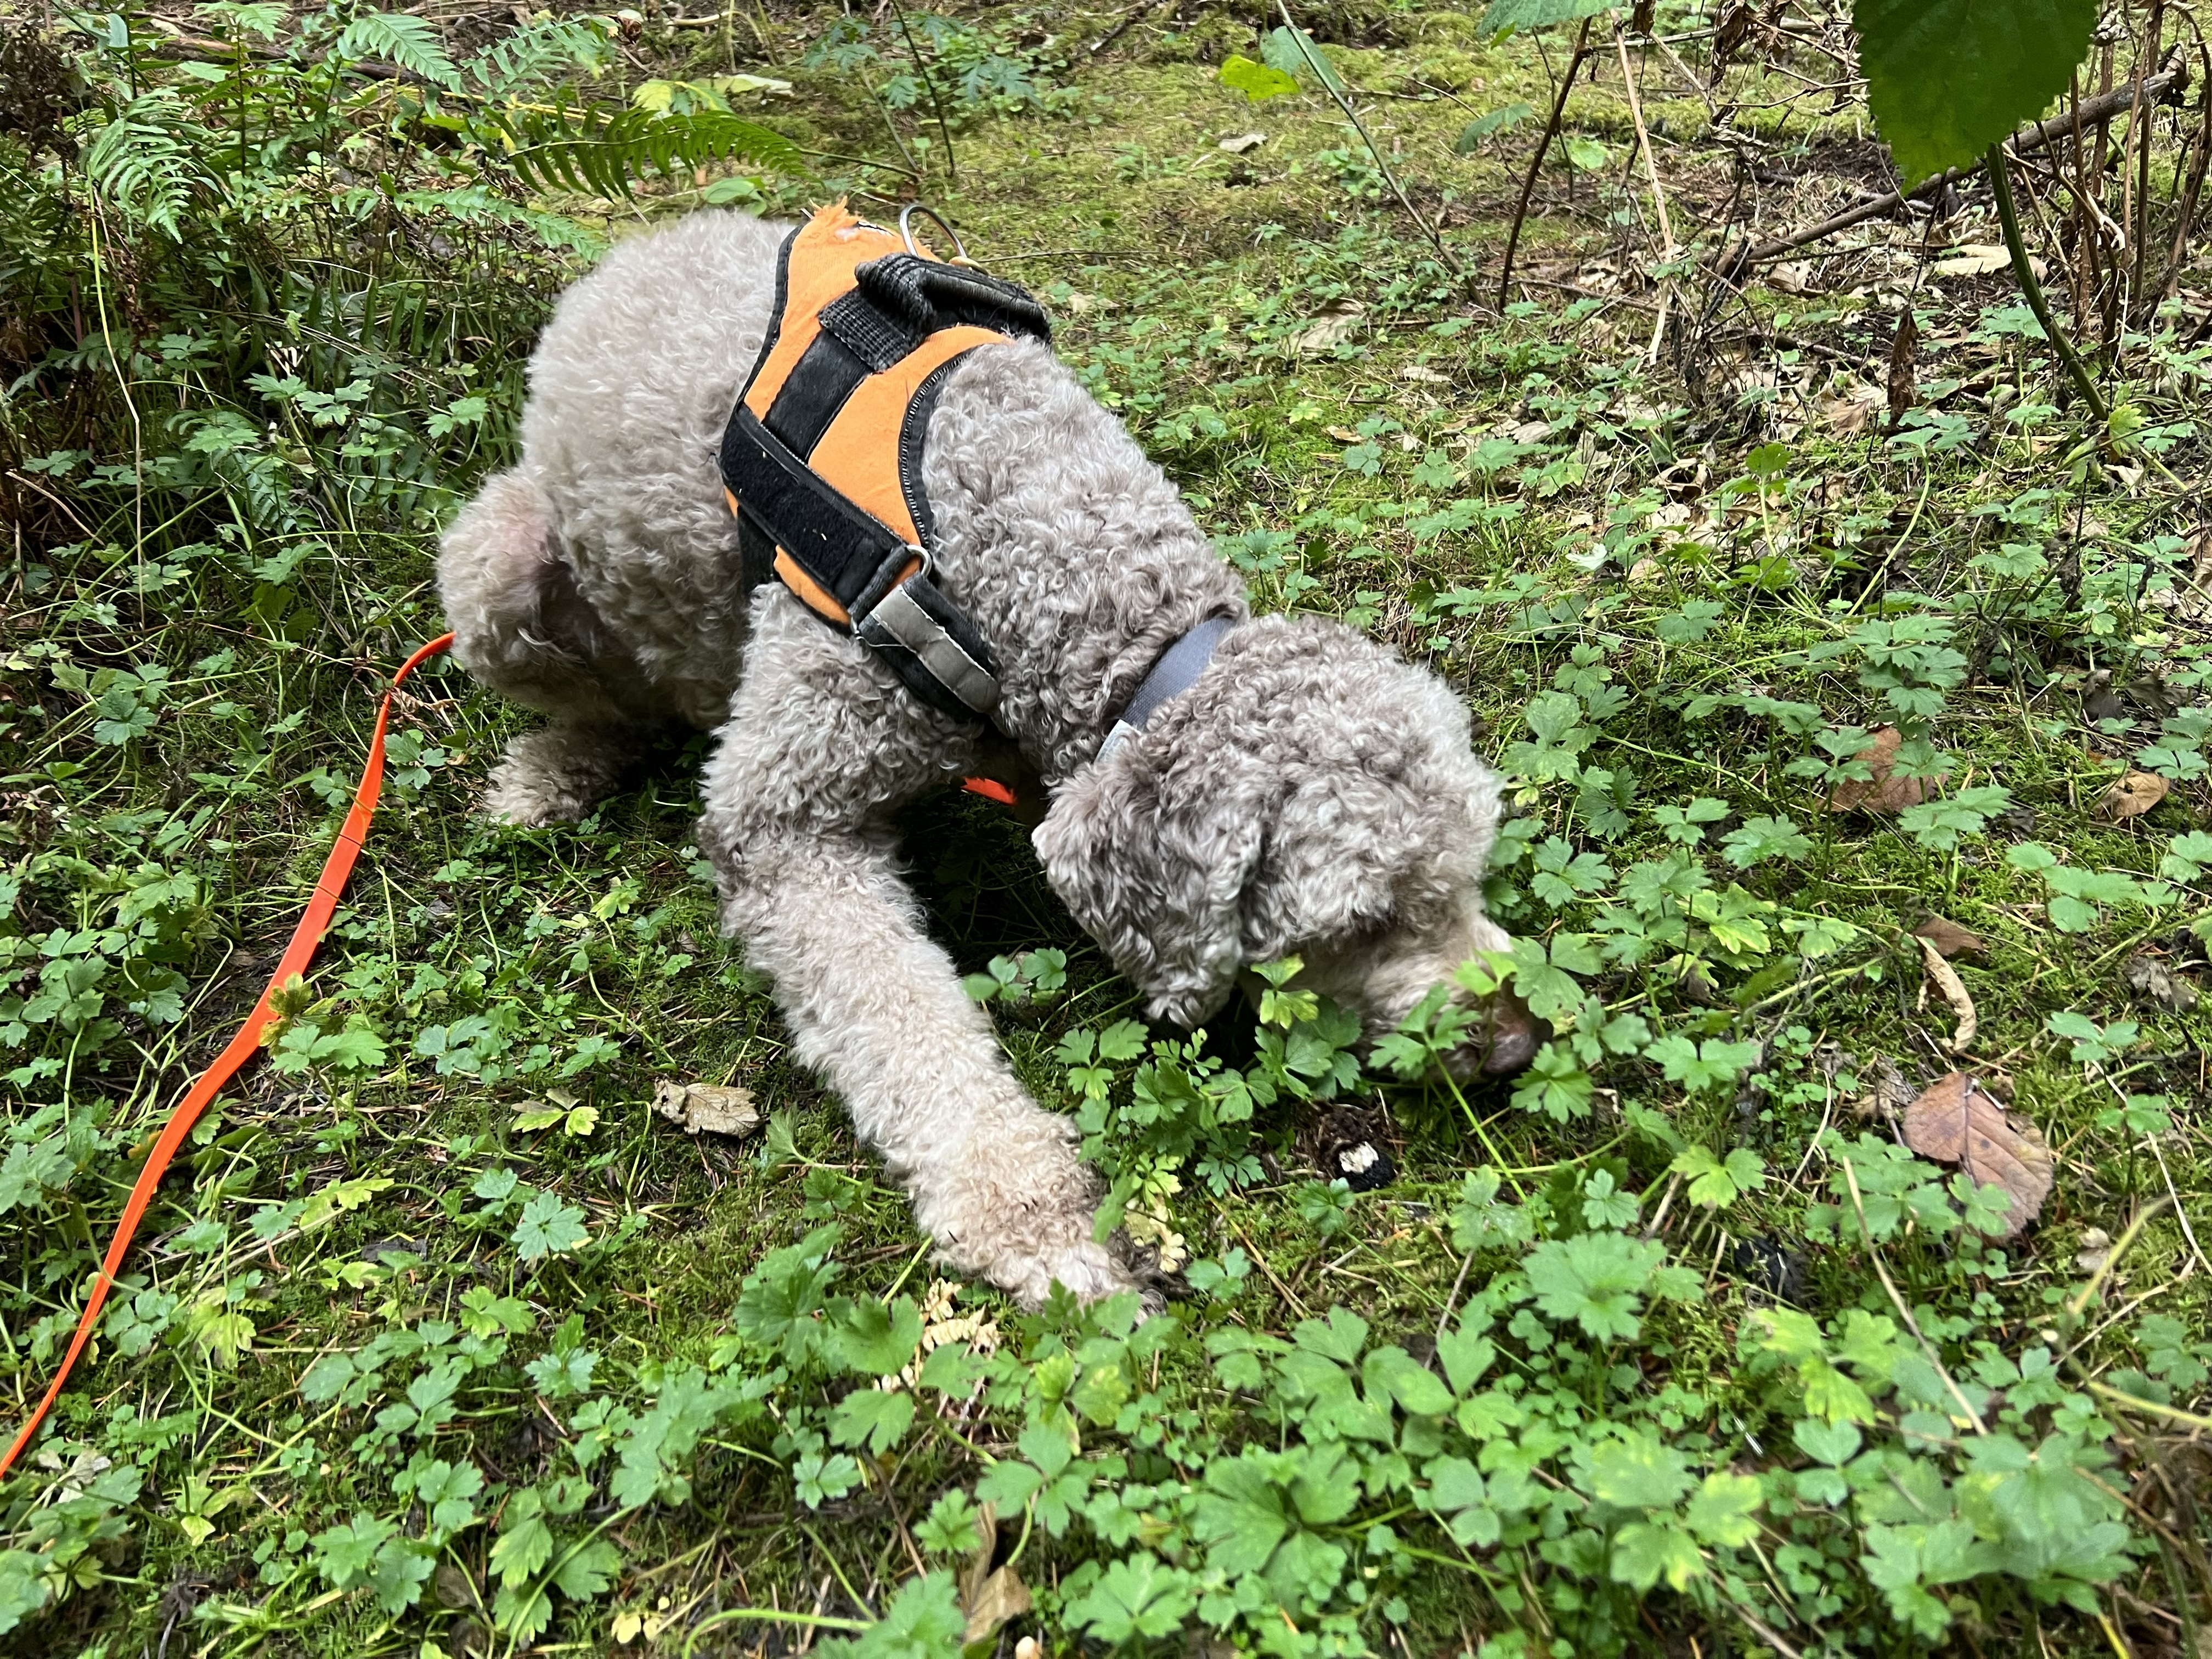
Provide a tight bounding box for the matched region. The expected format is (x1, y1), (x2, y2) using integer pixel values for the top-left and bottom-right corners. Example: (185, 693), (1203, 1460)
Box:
(3, 3), (2211, 1656)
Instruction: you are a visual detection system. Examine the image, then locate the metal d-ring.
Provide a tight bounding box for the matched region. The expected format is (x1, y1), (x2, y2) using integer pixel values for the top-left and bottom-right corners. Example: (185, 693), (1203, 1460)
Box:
(899, 202), (976, 267)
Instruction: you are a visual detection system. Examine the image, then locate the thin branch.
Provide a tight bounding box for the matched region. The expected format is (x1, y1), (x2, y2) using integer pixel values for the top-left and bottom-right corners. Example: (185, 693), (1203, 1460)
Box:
(1614, 22), (1676, 257)
(1714, 49), (2189, 273)
(1500, 16), (1595, 308)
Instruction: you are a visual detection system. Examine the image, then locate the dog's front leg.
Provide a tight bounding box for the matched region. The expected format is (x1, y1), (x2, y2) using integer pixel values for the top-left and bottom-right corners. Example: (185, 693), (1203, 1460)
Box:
(698, 613), (1137, 1308)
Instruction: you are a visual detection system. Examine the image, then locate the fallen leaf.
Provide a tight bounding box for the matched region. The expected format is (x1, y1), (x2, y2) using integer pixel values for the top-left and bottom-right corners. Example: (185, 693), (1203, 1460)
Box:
(1933, 243), (2013, 277)
(1400, 363), (1452, 383)
(1626, 557), (1664, 584)
(2123, 953), (2199, 1014)
(1291, 303), (1363, 354)
(962, 1564), (1031, 1646)
(651, 1079), (760, 1138)
(2101, 770), (2170, 820)
(1217, 130), (1266, 153)
(1848, 1054), (1916, 1123)
(1912, 915), (1986, 958)
(1914, 936), (1977, 1053)
(1900, 1072), (2054, 1240)
(1828, 726), (1927, 814)
(1766, 260), (1818, 295)
(2074, 1226), (2111, 1274)
(1818, 387), (1883, 435)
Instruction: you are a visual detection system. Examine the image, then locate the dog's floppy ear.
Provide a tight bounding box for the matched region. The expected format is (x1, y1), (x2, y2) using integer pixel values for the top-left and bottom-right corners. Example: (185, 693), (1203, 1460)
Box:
(1033, 748), (1269, 1028)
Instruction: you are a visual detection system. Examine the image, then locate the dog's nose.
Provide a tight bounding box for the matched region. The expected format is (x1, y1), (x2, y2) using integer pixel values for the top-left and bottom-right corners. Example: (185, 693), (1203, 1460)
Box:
(1480, 986), (1546, 1075)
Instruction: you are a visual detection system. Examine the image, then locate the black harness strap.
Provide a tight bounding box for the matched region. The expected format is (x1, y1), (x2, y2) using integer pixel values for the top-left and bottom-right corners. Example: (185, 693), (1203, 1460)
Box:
(719, 405), (913, 612)
(720, 223), (1053, 729)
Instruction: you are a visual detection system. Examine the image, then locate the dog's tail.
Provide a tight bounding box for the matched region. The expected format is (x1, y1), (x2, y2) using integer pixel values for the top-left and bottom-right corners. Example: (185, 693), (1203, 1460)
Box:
(437, 469), (644, 725)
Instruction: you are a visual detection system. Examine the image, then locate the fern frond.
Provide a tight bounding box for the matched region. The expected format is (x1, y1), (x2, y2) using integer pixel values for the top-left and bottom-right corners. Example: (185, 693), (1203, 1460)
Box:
(82, 93), (213, 241)
(463, 20), (613, 98)
(337, 13), (461, 91)
(388, 185), (605, 255)
(488, 105), (807, 199)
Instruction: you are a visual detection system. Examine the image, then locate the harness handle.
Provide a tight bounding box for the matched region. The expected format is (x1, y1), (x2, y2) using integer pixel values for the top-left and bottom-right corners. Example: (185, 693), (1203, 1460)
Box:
(899, 202), (976, 267)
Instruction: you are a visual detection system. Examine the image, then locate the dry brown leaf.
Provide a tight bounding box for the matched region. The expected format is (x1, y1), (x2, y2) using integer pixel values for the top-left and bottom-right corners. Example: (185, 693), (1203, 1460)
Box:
(1912, 915), (1986, 958)
(1900, 1072), (2053, 1240)
(962, 1565), (1032, 1646)
(2124, 952), (2199, 1013)
(1819, 392), (1882, 436)
(2101, 770), (2170, 820)
(1915, 936), (1977, 1053)
(1848, 1054), (1916, 1123)
(651, 1079), (760, 1138)
(1293, 304), (1363, 355)
(1933, 244), (2040, 279)
(1828, 726), (1927, 814)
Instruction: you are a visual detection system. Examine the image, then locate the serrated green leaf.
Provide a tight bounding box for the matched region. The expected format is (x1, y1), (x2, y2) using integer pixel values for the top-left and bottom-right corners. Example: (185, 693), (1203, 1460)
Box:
(1854, 0), (2097, 184)
(828, 1386), (915, 1455)
(1479, 0), (1622, 37)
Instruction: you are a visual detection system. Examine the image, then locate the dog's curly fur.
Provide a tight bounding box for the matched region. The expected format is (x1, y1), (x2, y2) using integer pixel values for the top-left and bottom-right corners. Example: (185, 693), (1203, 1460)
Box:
(437, 209), (1533, 1306)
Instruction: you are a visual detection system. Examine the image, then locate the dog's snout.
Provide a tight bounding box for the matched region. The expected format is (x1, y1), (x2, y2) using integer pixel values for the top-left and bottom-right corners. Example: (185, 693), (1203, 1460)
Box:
(1480, 985), (1545, 1075)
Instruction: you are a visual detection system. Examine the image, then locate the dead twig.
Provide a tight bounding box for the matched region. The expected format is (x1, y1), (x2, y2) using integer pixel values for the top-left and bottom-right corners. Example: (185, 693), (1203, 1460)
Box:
(1276, 0), (1466, 283)
(1613, 24), (1676, 257)
(1713, 49), (2188, 274)
(1499, 17), (1596, 308)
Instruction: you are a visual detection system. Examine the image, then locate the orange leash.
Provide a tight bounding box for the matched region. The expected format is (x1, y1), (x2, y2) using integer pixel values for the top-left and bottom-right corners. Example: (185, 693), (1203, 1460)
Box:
(0, 634), (454, 1481)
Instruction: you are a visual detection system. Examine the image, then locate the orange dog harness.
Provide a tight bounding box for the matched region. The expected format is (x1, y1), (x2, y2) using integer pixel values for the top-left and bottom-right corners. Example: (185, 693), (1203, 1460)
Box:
(718, 204), (1050, 724)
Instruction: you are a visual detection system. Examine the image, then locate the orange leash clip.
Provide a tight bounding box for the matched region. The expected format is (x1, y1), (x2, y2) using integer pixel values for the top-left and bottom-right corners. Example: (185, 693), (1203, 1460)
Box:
(0, 634), (455, 1481)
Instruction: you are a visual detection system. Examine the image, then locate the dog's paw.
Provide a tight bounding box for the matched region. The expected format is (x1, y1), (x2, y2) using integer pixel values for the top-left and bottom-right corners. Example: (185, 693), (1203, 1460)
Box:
(478, 727), (621, 825)
(991, 1235), (1142, 1310)
(478, 771), (592, 827)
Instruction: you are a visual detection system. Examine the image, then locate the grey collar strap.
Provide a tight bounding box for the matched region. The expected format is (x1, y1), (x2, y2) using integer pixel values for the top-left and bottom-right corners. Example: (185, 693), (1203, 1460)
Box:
(1097, 615), (1237, 761)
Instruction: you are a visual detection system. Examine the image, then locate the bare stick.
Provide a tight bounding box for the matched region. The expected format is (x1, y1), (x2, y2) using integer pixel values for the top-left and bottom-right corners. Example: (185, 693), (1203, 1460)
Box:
(2128, 2), (2163, 321)
(2158, 41), (2212, 304)
(887, 0), (957, 187)
(1614, 22), (1676, 256)
(1713, 50), (2187, 272)
(1499, 17), (1595, 307)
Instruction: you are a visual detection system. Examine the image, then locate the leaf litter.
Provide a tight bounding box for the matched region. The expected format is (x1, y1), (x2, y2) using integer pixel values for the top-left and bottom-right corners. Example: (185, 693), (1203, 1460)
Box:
(651, 1079), (760, 1137)
(1900, 1073), (2055, 1240)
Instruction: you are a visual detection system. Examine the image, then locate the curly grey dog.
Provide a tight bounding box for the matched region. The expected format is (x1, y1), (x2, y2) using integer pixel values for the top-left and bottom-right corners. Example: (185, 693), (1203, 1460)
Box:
(436, 209), (1535, 1306)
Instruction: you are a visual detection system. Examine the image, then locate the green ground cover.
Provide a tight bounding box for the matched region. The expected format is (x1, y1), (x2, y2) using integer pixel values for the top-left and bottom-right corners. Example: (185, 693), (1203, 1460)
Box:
(1, 3), (2209, 1654)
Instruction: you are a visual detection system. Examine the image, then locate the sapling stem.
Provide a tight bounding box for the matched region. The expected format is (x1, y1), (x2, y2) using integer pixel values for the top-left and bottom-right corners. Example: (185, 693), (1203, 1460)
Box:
(1275, 1), (1465, 281)
(1988, 142), (2111, 425)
